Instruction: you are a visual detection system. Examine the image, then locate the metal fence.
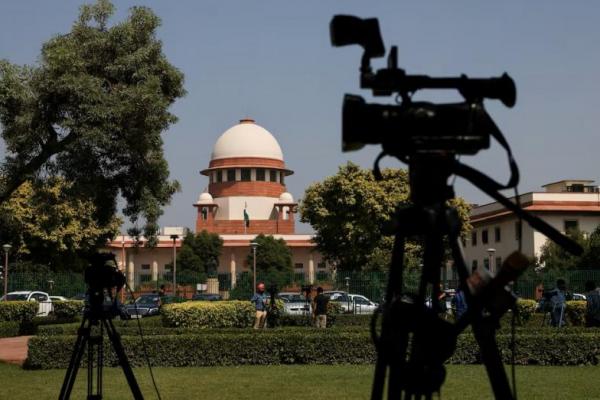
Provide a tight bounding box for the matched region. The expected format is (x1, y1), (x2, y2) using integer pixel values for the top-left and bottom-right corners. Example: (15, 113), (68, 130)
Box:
(3, 269), (600, 301)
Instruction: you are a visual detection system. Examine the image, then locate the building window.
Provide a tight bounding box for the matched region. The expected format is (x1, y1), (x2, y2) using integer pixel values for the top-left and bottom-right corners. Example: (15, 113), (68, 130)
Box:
(216, 170), (223, 183)
(482, 229), (488, 244)
(471, 231), (477, 246)
(256, 168), (265, 181)
(280, 173), (285, 185)
(294, 263), (304, 270)
(227, 169), (236, 182)
(484, 258), (489, 270)
(141, 264), (150, 271)
(241, 168), (251, 182)
(564, 220), (579, 234)
(210, 172), (215, 184)
(471, 260), (478, 272)
(269, 170), (277, 182)
(317, 262), (326, 269)
(164, 264), (172, 272)
(515, 221), (522, 241)
(201, 207), (208, 220)
(496, 257), (502, 270)
(494, 227), (501, 242)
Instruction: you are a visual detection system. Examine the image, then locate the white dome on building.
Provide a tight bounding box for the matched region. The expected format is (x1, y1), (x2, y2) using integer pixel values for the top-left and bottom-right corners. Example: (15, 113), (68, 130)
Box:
(197, 192), (213, 204)
(279, 192), (294, 203)
(211, 118), (284, 161)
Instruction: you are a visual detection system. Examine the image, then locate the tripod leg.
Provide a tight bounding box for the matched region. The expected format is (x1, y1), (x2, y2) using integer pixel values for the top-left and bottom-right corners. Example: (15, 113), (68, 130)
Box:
(103, 319), (144, 400)
(371, 232), (406, 400)
(59, 318), (91, 400)
(449, 238), (514, 400)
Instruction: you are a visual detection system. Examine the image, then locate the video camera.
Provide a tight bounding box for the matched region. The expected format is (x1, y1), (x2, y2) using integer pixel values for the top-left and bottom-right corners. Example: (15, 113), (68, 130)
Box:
(329, 15), (516, 157)
(84, 252), (126, 292)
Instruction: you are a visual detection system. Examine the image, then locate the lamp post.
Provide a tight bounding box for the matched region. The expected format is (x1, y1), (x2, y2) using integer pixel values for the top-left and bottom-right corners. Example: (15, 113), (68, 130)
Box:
(121, 236), (126, 303)
(250, 241), (259, 291)
(345, 276), (351, 313)
(487, 248), (496, 274)
(170, 234), (179, 296)
(2, 244), (11, 297)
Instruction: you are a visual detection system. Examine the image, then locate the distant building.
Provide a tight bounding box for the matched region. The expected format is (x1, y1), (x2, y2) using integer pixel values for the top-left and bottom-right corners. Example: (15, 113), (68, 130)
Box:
(462, 180), (600, 274)
(106, 119), (327, 289)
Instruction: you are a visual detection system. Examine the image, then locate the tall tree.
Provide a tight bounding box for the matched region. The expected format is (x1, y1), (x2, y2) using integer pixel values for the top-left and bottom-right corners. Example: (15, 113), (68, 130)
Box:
(174, 230), (223, 278)
(538, 227), (600, 271)
(0, 0), (185, 244)
(247, 234), (293, 288)
(0, 179), (121, 270)
(300, 162), (471, 272)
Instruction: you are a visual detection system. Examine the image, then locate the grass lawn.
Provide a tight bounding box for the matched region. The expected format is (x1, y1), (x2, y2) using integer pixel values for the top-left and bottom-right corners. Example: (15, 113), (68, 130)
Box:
(1, 363), (599, 399)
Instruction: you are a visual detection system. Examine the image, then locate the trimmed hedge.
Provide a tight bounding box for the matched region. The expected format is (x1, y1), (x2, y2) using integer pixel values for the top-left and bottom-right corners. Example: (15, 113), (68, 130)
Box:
(0, 301), (38, 323)
(51, 300), (84, 319)
(27, 329), (600, 369)
(162, 301), (255, 328)
(565, 300), (587, 326)
(0, 321), (21, 337)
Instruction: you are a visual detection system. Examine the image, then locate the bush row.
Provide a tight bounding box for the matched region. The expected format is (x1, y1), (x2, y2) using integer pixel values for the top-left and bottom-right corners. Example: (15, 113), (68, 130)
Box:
(0, 321), (21, 337)
(51, 300), (84, 319)
(27, 329), (600, 369)
(0, 301), (38, 323)
(161, 301), (255, 328)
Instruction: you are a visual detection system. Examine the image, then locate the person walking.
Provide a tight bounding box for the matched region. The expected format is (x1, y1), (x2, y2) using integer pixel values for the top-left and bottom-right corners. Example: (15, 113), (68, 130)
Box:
(251, 282), (268, 329)
(312, 287), (329, 328)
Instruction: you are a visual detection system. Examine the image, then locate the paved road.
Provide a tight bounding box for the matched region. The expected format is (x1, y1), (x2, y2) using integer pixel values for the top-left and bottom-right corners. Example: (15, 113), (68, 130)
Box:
(0, 336), (31, 365)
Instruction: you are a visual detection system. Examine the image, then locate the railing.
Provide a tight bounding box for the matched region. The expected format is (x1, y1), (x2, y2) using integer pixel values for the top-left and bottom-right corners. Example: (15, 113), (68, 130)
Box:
(3, 269), (600, 301)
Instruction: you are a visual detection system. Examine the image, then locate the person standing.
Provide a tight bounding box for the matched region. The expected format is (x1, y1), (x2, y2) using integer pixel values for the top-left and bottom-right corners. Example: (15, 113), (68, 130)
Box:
(251, 282), (268, 329)
(312, 287), (329, 328)
(584, 280), (600, 327)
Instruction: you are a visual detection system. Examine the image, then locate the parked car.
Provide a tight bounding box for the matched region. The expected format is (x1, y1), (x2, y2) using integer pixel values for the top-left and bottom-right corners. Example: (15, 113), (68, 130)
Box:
(348, 294), (379, 315)
(122, 294), (162, 319)
(323, 291), (352, 312)
(572, 293), (586, 301)
(278, 292), (311, 315)
(49, 295), (68, 302)
(192, 293), (222, 301)
(1, 291), (53, 316)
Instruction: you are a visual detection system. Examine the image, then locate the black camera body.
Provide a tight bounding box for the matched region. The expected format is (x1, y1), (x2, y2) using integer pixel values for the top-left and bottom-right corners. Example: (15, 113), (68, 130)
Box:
(330, 15), (516, 157)
(84, 252), (126, 292)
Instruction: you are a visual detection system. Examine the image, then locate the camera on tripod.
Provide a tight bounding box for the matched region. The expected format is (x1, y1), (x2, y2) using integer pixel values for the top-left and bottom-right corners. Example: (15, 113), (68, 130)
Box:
(330, 15), (516, 157)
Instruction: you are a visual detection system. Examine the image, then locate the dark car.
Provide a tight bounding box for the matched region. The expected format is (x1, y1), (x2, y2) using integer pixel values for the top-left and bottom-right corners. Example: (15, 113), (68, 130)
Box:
(192, 293), (222, 301)
(122, 294), (162, 319)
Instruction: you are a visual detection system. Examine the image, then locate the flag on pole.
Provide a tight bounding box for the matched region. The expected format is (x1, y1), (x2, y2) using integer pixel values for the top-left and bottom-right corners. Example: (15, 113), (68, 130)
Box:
(244, 203), (250, 228)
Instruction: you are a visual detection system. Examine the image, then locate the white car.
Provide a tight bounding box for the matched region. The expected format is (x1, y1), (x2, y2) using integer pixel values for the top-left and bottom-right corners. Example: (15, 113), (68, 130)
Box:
(1, 291), (53, 316)
(49, 295), (68, 302)
(278, 292), (312, 316)
(348, 294), (379, 315)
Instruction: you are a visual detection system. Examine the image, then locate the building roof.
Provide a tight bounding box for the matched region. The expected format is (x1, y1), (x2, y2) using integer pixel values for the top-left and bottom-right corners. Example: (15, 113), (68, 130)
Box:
(211, 118), (284, 161)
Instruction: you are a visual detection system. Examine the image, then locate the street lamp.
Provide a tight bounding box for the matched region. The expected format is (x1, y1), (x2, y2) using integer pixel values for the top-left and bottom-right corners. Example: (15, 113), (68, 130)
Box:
(170, 234), (179, 296)
(345, 276), (351, 313)
(250, 241), (259, 291)
(487, 248), (496, 274)
(3, 244), (11, 297)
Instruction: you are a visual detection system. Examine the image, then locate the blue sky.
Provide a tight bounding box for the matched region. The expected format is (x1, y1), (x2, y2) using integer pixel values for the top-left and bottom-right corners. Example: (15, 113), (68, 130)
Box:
(1, 1), (599, 233)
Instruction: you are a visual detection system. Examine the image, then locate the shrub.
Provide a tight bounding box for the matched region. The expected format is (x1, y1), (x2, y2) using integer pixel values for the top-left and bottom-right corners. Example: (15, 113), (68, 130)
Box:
(26, 329), (600, 369)
(0, 321), (21, 338)
(51, 300), (84, 319)
(161, 301), (255, 328)
(515, 299), (538, 325)
(0, 301), (38, 323)
(566, 300), (587, 326)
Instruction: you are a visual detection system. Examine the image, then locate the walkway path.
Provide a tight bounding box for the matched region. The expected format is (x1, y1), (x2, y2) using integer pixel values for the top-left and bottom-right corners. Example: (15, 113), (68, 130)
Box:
(0, 336), (31, 365)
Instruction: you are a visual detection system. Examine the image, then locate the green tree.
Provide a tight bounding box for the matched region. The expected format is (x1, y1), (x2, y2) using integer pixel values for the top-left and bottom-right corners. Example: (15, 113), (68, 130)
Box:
(0, 179), (120, 270)
(247, 234), (293, 289)
(0, 0), (185, 244)
(299, 162), (471, 272)
(538, 226), (600, 271)
(173, 231), (223, 280)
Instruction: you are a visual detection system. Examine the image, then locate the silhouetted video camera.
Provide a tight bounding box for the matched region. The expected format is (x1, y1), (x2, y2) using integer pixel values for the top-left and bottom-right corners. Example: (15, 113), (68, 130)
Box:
(84, 252), (126, 292)
(330, 15), (516, 157)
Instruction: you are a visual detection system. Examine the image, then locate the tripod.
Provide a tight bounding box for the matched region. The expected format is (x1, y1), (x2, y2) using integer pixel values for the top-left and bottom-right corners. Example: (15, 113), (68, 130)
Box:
(59, 290), (144, 400)
(370, 154), (578, 400)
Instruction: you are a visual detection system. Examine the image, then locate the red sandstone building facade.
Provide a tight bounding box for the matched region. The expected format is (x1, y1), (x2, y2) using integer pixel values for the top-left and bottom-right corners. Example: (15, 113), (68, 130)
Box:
(107, 119), (326, 289)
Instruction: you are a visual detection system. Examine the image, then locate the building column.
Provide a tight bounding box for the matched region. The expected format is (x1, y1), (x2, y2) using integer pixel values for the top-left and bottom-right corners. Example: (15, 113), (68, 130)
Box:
(152, 260), (158, 282)
(230, 251), (237, 288)
(127, 253), (135, 289)
(308, 253), (315, 284)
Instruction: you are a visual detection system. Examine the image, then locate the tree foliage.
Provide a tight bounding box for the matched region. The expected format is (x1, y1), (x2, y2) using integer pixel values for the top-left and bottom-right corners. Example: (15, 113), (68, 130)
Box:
(300, 162), (471, 272)
(0, 0), (185, 244)
(247, 234), (293, 288)
(173, 231), (223, 280)
(0, 179), (120, 270)
(538, 227), (600, 271)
